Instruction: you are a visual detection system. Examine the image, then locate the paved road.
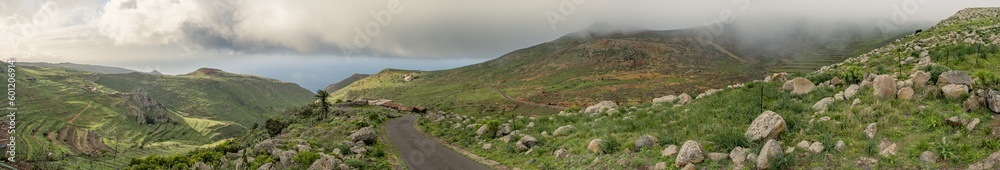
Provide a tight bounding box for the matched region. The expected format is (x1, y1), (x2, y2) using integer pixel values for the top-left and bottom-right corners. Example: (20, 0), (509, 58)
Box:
(385, 115), (490, 170)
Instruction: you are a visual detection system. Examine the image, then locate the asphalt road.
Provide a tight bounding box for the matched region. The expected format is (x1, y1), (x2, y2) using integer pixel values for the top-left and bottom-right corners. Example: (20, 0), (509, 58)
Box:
(385, 115), (490, 170)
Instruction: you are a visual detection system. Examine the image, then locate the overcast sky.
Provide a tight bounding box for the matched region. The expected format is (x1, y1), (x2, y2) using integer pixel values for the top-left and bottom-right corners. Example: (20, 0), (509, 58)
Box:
(2, 0), (998, 91)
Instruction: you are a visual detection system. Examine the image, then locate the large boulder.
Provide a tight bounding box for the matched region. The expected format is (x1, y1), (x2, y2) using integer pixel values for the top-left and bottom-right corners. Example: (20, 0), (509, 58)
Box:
(516, 135), (537, 151)
(588, 139), (605, 154)
(983, 90), (1000, 113)
(349, 126), (377, 145)
(653, 95), (679, 104)
(873, 75), (897, 98)
(745, 111), (786, 141)
(911, 71), (930, 88)
(757, 139), (783, 170)
(675, 140), (704, 167)
(844, 84), (861, 99)
(938, 71), (974, 86)
(782, 80), (795, 91)
(969, 151), (1000, 170)
(941, 84), (969, 99)
(812, 97), (835, 111)
(476, 125), (490, 136)
(634, 135), (658, 151)
(790, 77), (815, 95)
(965, 95), (983, 112)
(552, 125), (576, 136)
(585, 101), (619, 114)
(730, 147), (748, 166)
(897, 87), (914, 100)
(678, 93), (693, 105)
(307, 153), (342, 170)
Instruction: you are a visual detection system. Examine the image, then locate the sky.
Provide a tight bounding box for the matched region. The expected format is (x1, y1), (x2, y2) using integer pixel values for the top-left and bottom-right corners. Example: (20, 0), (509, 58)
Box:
(2, 0), (998, 91)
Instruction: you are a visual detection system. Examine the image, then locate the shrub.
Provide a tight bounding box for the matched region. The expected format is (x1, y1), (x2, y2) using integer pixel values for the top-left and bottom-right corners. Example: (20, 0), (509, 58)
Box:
(974, 70), (1000, 88)
(709, 130), (753, 151)
(265, 117), (290, 137)
(601, 138), (620, 155)
(293, 151), (322, 167)
(839, 66), (864, 84)
(564, 106), (582, 113)
(250, 154), (276, 169)
(806, 72), (835, 84)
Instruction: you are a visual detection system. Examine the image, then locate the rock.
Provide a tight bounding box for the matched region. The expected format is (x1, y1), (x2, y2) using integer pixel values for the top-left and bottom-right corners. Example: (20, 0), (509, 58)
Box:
(497, 124), (513, 136)
(856, 157), (878, 168)
(500, 135), (513, 143)
(873, 75), (897, 98)
(757, 139), (782, 170)
(911, 71), (930, 87)
(835, 92), (846, 100)
(662, 145), (678, 157)
(965, 95), (983, 112)
(634, 135), (657, 151)
(708, 152), (729, 161)
(526, 122), (535, 129)
(969, 151), (1000, 170)
(653, 95), (679, 104)
(830, 77), (842, 86)
(920, 151), (937, 164)
(258, 163), (273, 170)
(585, 101), (619, 114)
(675, 140), (704, 167)
(338, 164), (350, 170)
(254, 139), (277, 154)
(782, 80), (795, 91)
(968, 118), (981, 131)
(984, 90), (1000, 113)
(653, 162), (667, 170)
(812, 97), (835, 111)
(785, 147), (795, 154)
(879, 141), (898, 156)
(516, 135), (537, 151)
(947, 116), (965, 127)
(745, 111), (786, 141)
(938, 71), (974, 86)
(554, 149), (568, 160)
(790, 77), (815, 95)
(279, 150), (298, 167)
(552, 125), (575, 136)
(852, 99), (862, 106)
(897, 87), (914, 100)
(307, 154), (342, 170)
(678, 93), (693, 105)
(482, 143), (492, 150)
(746, 153), (757, 164)
(730, 147), (748, 166)
(765, 73), (789, 82)
(796, 141), (811, 149)
(476, 125), (489, 136)
(350, 145), (367, 155)
(193, 162), (210, 170)
(588, 139), (605, 154)
(809, 142), (824, 153)
(844, 84), (860, 99)
(864, 123), (877, 139)
(681, 164), (696, 170)
(942, 84), (969, 99)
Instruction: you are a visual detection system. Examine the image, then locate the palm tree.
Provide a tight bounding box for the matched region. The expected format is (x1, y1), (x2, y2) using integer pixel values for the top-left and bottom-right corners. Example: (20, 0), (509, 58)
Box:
(315, 90), (331, 119)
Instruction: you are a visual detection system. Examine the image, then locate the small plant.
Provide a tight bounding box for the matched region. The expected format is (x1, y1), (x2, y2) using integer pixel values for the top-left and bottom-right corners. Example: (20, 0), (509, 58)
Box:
(293, 151), (321, 167)
(973, 70), (1000, 88)
(564, 106), (582, 113)
(601, 138), (620, 155)
(839, 66), (865, 84)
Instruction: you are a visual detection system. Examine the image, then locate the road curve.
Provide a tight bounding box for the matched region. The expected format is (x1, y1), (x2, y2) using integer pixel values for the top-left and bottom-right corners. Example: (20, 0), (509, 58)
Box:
(385, 115), (490, 170)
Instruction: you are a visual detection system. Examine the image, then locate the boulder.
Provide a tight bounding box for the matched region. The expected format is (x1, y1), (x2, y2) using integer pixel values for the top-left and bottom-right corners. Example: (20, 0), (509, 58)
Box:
(653, 162), (667, 170)
(708, 152), (729, 161)
(790, 77), (815, 95)
(873, 75), (897, 98)
(897, 87), (914, 100)
(585, 101), (619, 114)
(844, 84), (861, 99)
(482, 143), (492, 150)
(675, 140), (704, 167)
(662, 145), (678, 157)
(552, 125), (575, 136)
(782, 80), (795, 91)
(812, 97), (835, 111)
(796, 141), (811, 149)
(476, 125), (490, 136)
(745, 111), (786, 141)
(682, 164), (696, 170)
(864, 123), (877, 139)
(678, 93), (693, 105)
(554, 148), (569, 160)
(258, 163), (273, 170)
(984, 90), (1000, 113)
(830, 77), (843, 86)
(634, 135), (658, 151)
(516, 135), (537, 151)
(938, 71), (974, 86)
(307, 154), (342, 170)
(920, 151), (937, 164)
(809, 142), (824, 153)
(730, 147), (748, 166)
(965, 95), (983, 112)
(278, 150), (298, 167)
(878, 141), (898, 156)
(349, 127), (377, 145)
(942, 84), (969, 99)
(653, 95), (679, 104)
(969, 151), (1000, 170)
(969, 118), (981, 131)
(757, 139), (783, 170)
(500, 135), (513, 143)
(835, 141), (846, 151)
(911, 71), (930, 88)
(588, 139), (605, 154)
(947, 116), (966, 127)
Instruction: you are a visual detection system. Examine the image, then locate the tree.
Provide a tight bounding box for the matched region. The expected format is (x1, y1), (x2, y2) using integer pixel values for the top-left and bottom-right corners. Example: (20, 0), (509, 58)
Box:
(315, 90), (331, 119)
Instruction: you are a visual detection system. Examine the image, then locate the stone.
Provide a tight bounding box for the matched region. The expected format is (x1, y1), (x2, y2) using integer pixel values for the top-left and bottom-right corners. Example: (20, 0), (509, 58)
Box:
(785, 147), (795, 154)
(681, 164), (696, 170)
(897, 87), (914, 100)
(947, 116), (965, 127)
(864, 123), (877, 139)
(812, 97), (835, 111)
(968, 118), (981, 131)
(745, 111), (786, 141)
(526, 122), (535, 129)
(873, 75), (897, 98)
(653, 162), (667, 170)
(653, 95), (678, 104)
(845, 84), (860, 99)
(730, 147), (748, 166)
(911, 71), (930, 87)
(852, 99), (861, 106)
(554, 149), (568, 160)
(969, 151), (1000, 170)
(984, 90), (1000, 113)
(476, 125), (489, 136)
(678, 93), (693, 105)
(942, 84), (969, 99)
(482, 143), (492, 150)
(193, 162), (210, 170)
(634, 135), (658, 151)
(782, 80), (795, 91)
(258, 163), (273, 170)
(585, 101), (619, 114)
(662, 145), (678, 157)
(588, 139), (605, 154)
(809, 142), (824, 153)
(790, 77), (815, 95)
(516, 135), (537, 151)
(938, 71), (974, 86)
(966, 95), (983, 112)
(757, 139), (782, 170)
(307, 154), (342, 170)
(552, 125), (575, 136)
(500, 135), (513, 143)
(831, 77), (842, 86)
(796, 141), (811, 149)
(920, 151), (937, 164)
(708, 152), (729, 161)
(879, 141), (898, 156)
(675, 140), (704, 167)
(835, 92), (846, 100)
(856, 157), (878, 168)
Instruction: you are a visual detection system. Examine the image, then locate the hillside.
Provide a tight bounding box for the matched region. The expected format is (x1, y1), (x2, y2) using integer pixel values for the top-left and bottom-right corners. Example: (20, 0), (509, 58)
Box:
(332, 22), (913, 115)
(20, 62), (138, 74)
(0, 64), (314, 169)
(418, 7), (1000, 169)
(324, 74), (370, 92)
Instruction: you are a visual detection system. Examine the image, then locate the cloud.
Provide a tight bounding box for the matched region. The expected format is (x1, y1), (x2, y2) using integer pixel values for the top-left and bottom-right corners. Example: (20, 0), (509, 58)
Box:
(92, 0), (1000, 59)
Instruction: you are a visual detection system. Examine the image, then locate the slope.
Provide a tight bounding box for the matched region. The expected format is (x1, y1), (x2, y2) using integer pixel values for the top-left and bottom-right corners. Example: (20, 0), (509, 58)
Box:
(20, 62), (139, 74)
(324, 73), (371, 92)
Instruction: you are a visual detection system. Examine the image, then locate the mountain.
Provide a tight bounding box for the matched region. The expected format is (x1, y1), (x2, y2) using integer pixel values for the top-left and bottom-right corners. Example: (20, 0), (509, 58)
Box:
(332, 21), (915, 115)
(1, 64), (314, 169)
(20, 62), (138, 74)
(323, 73), (370, 92)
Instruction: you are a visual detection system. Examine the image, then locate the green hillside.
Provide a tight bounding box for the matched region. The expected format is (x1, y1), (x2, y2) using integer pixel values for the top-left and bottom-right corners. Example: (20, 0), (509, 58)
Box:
(20, 62), (139, 74)
(419, 7), (1000, 169)
(1, 65), (313, 169)
(324, 73), (370, 92)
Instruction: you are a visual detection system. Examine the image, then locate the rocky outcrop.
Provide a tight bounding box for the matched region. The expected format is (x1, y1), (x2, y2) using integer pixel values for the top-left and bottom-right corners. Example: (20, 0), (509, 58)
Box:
(873, 75), (897, 98)
(125, 91), (173, 125)
(745, 111), (786, 141)
(676, 140), (704, 167)
(938, 71), (974, 86)
(790, 77), (815, 95)
(585, 101), (619, 114)
(350, 126), (377, 145)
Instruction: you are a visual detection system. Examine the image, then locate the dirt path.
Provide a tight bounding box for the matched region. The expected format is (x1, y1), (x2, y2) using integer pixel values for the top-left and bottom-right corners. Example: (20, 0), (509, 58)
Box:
(67, 102), (92, 124)
(385, 115), (490, 170)
(496, 90), (567, 110)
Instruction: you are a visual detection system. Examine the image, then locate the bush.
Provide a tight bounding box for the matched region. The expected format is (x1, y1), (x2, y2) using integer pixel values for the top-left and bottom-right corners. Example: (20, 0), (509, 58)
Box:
(974, 70), (1000, 88)
(601, 138), (620, 155)
(564, 106), (582, 113)
(294, 151), (322, 167)
(265, 117), (291, 137)
(839, 66), (864, 85)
